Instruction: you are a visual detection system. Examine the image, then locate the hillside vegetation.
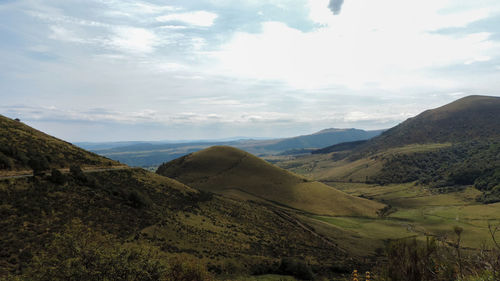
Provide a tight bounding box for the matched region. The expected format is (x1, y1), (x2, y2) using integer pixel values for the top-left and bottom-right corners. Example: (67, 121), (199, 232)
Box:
(1, 167), (349, 279)
(0, 119), (353, 280)
(156, 146), (384, 217)
(0, 115), (117, 172)
(368, 141), (500, 202)
(273, 96), (500, 202)
(354, 95), (500, 155)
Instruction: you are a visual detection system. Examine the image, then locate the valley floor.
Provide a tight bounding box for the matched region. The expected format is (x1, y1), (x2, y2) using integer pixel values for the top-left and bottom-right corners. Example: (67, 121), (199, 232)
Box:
(300, 182), (500, 257)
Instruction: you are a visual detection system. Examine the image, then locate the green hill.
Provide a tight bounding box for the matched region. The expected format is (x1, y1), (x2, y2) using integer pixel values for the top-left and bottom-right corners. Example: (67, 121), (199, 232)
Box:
(156, 146), (384, 217)
(0, 115), (117, 172)
(357, 95), (500, 154)
(272, 96), (500, 202)
(0, 120), (349, 279)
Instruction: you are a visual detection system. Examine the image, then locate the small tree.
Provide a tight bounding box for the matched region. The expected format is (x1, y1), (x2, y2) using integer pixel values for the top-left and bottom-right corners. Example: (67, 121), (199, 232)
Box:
(69, 165), (86, 182)
(49, 169), (65, 184)
(28, 156), (50, 176)
(0, 151), (13, 169)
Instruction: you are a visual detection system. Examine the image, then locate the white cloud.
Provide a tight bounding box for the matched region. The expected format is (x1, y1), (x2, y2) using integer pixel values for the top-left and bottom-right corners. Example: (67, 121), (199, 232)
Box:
(156, 11), (218, 27)
(211, 0), (499, 91)
(465, 55), (492, 65)
(49, 26), (88, 43)
(131, 2), (178, 14)
(158, 25), (187, 30)
(108, 27), (159, 54)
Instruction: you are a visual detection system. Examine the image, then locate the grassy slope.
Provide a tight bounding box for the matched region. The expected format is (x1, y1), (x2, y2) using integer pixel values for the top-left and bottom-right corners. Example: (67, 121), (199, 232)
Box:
(0, 115), (117, 171)
(303, 95), (498, 165)
(262, 97), (500, 260)
(0, 168), (346, 276)
(354, 95), (500, 155)
(156, 146), (384, 217)
(273, 95), (499, 183)
(0, 120), (348, 278)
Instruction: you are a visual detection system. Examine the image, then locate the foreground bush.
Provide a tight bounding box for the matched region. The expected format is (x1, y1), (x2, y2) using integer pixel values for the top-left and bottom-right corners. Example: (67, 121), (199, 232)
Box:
(5, 219), (212, 281)
(279, 257), (314, 280)
(376, 225), (500, 281)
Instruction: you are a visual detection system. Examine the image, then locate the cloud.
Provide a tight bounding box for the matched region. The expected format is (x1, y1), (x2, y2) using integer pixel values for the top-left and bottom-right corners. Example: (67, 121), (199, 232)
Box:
(2, 0), (500, 141)
(213, 1), (499, 90)
(156, 11), (218, 27)
(108, 27), (159, 54)
(328, 0), (344, 15)
(49, 26), (88, 43)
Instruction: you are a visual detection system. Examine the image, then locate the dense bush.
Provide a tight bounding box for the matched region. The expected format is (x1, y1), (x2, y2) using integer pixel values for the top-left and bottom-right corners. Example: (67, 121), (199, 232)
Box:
(28, 156), (50, 176)
(128, 190), (152, 208)
(368, 141), (500, 202)
(376, 226), (500, 281)
(0, 152), (13, 169)
(5, 219), (213, 281)
(69, 165), (86, 182)
(49, 169), (65, 184)
(279, 257), (314, 280)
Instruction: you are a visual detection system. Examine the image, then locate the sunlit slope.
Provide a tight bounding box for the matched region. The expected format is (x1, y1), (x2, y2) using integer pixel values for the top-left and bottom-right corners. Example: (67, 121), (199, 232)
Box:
(0, 115), (117, 171)
(156, 146), (384, 216)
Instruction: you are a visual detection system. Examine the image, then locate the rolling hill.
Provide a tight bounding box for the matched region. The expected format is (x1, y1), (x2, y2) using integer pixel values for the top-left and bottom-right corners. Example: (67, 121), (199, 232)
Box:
(0, 117), (351, 279)
(156, 146), (384, 217)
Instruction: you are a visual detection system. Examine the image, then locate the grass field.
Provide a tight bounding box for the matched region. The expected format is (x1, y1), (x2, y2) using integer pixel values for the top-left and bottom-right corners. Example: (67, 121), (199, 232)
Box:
(302, 182), (500, 255)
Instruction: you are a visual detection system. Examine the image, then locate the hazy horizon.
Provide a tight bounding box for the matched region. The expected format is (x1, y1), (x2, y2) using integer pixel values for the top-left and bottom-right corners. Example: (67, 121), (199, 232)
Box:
(2, 0), (500, 141)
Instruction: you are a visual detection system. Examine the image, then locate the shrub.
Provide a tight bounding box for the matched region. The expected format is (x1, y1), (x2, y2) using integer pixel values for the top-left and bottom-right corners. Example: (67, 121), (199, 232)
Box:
(128, 190), (151, 208)
(379, 237), (455, 281)
(0, 152), (13, 169)
(28, 156), (49, 176)
(49, 169), (65, 185)
(166, 256), (214, 281)
(279, 257), (314, 280)
(13, 219), (213, 281)
(69, 165), (86, 182)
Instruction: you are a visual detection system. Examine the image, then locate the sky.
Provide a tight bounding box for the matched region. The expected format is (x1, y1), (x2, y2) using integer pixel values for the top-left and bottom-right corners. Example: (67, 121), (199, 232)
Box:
(1, 0), (500, 142)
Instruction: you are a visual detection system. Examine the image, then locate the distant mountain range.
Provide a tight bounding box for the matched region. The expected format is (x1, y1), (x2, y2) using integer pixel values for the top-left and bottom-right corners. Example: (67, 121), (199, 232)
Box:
(81, 128), (384, 168)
